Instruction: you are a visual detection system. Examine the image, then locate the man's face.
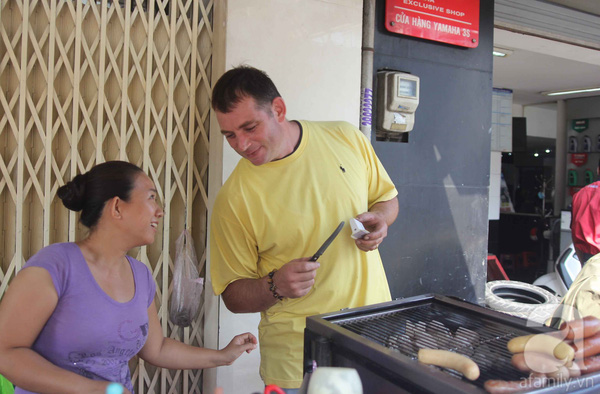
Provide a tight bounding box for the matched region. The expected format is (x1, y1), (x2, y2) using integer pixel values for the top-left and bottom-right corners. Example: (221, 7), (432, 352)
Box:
(216, 96), (286, 166)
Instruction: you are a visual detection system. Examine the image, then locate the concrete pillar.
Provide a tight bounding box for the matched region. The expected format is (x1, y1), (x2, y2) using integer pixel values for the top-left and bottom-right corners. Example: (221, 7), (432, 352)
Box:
(554, 100), (566, 214)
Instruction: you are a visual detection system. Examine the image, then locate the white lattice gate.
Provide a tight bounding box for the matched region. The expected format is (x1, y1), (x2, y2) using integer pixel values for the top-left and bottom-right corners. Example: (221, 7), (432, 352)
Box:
(0, 0), (214, 392)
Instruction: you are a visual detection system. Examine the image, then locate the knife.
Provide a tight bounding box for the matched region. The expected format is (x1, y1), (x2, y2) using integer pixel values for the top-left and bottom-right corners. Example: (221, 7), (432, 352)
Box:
(309, 221), (345, 261)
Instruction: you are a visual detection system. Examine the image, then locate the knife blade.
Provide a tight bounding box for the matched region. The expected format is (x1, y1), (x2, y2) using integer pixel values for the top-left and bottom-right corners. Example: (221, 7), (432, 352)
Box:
(309, 221), (345, 261)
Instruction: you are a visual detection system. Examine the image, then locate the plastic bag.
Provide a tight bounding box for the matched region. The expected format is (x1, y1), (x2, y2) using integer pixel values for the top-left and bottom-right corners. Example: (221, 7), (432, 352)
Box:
(0, 374), (14, 394)
(169, 229), (204, 327)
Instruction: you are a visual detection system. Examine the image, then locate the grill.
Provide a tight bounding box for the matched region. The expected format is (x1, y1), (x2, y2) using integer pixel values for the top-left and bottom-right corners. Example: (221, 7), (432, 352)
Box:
(304, 294), (600, 393)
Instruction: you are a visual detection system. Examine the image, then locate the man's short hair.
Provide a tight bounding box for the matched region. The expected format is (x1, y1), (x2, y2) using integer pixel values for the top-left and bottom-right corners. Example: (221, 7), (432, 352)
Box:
(211, 65), (281, 113)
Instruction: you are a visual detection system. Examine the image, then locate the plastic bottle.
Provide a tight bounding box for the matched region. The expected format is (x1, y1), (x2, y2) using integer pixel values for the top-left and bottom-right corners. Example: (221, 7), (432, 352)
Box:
(585, 169), (594, 185)
(569, 136), (578, 153)
(568, 170), (578, 186)
(583, 136), (592, 152)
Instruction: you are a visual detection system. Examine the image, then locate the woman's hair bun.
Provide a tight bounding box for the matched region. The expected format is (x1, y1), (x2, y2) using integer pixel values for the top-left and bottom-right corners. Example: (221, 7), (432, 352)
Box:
(57, 173), (87, 211)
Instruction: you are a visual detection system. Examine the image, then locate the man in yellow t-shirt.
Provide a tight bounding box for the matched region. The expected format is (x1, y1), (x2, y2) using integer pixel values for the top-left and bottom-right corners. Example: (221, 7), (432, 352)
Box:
(209, 66), (399, 391)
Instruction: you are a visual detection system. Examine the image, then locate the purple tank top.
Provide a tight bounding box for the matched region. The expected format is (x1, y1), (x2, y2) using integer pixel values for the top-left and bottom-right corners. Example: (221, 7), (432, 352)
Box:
(15, 243), (156, 394)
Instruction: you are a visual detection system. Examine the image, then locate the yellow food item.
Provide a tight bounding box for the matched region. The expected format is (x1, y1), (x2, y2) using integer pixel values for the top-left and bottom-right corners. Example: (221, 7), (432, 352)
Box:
(418, 348), (480, 380)
(507, 334), (574, 364)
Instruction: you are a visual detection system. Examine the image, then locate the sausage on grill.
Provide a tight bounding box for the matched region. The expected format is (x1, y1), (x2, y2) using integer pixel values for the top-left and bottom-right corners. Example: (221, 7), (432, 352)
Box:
(417, 349), (480, 380)
(577, 354), (600, 375)
(511, 351), (560, 373)
(484, 374), (547, 393)
(573, 332), (600, 359)
(560, 316), (600, 340)
(507, 334), (574, 364)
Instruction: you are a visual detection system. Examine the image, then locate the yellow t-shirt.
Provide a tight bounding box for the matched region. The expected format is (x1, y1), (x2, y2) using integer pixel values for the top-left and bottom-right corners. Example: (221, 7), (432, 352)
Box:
(552, 254), (600, 326)
(210, 120), (398, 388)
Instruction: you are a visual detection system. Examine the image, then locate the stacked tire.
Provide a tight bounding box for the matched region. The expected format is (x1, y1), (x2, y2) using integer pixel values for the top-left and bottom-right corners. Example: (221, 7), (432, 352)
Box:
(485, 280), (561, 325)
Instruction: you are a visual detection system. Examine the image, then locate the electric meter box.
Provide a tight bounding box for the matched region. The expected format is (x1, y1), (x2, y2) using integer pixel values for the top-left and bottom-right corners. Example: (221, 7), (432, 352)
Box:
(377, 71), (420, 133)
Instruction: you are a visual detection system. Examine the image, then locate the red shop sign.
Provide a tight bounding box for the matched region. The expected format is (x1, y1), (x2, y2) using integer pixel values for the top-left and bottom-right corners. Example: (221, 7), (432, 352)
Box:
(385, 0), (480, 48)
(571, 153), (588, 167)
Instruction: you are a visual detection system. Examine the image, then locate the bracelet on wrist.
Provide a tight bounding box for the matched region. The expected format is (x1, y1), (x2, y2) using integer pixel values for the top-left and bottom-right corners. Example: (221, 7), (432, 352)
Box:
(267, 269), (284, 301)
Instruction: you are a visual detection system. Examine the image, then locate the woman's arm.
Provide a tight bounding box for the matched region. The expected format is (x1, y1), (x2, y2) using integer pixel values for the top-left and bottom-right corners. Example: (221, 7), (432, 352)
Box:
(0, 268), (119, 394)
(138, 301), (257, 369)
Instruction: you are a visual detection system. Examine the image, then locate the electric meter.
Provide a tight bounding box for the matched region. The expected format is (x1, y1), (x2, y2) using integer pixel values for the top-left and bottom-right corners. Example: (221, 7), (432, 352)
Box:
(377, 71), (420, 133)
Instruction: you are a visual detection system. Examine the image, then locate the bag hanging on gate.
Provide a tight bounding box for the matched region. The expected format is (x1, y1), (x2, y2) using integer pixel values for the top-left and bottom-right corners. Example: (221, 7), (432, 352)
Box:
(169, 230), (205, 327)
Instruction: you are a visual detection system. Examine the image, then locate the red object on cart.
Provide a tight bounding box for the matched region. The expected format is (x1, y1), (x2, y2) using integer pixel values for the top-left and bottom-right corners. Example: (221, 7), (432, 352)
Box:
(487, 254), (509, 281)
(264, 384), (286, 394)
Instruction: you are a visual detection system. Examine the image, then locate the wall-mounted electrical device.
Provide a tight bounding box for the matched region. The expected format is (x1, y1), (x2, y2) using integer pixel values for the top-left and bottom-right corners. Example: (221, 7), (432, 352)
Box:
(377, 71), (420, 134)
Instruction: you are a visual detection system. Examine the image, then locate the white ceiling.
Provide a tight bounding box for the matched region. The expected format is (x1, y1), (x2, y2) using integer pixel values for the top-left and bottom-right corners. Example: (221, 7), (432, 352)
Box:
(492, 1), (600, 106)
(543, 0), (600, 17)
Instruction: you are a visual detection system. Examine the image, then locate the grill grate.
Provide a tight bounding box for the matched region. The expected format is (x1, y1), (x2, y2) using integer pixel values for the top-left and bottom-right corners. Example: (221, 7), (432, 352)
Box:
(332, 302), (530, 387)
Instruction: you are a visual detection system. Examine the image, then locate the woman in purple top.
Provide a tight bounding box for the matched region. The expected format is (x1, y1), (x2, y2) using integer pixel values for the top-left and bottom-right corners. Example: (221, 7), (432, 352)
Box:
(0, 161), (257, 394)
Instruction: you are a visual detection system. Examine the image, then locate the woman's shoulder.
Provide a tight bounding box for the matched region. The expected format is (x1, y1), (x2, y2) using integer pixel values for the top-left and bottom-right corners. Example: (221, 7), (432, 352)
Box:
(127, 256), (150, 271)
(23, 243), (80, 295)
(36, 242), (75, 252)
(126, 256), (156, 304)
(127, 256), (154, 281)
(26, 242), (77, 265)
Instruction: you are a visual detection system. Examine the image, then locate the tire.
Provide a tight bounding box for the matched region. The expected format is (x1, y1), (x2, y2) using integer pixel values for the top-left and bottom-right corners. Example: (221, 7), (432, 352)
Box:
(485, 280), (561, 325)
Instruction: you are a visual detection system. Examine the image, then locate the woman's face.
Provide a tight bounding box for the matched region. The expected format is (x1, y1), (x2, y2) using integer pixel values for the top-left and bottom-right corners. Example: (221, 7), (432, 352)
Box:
(119, 173), (163, 246)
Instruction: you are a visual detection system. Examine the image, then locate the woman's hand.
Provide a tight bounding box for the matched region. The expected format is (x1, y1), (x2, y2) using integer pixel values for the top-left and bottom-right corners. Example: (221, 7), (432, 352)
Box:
(219, 333), (258, 365)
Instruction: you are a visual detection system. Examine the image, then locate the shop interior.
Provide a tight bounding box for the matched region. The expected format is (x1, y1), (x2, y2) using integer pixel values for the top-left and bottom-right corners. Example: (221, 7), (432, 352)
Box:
(488, 1), (600, 289)
(489, 133), (558, 284)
